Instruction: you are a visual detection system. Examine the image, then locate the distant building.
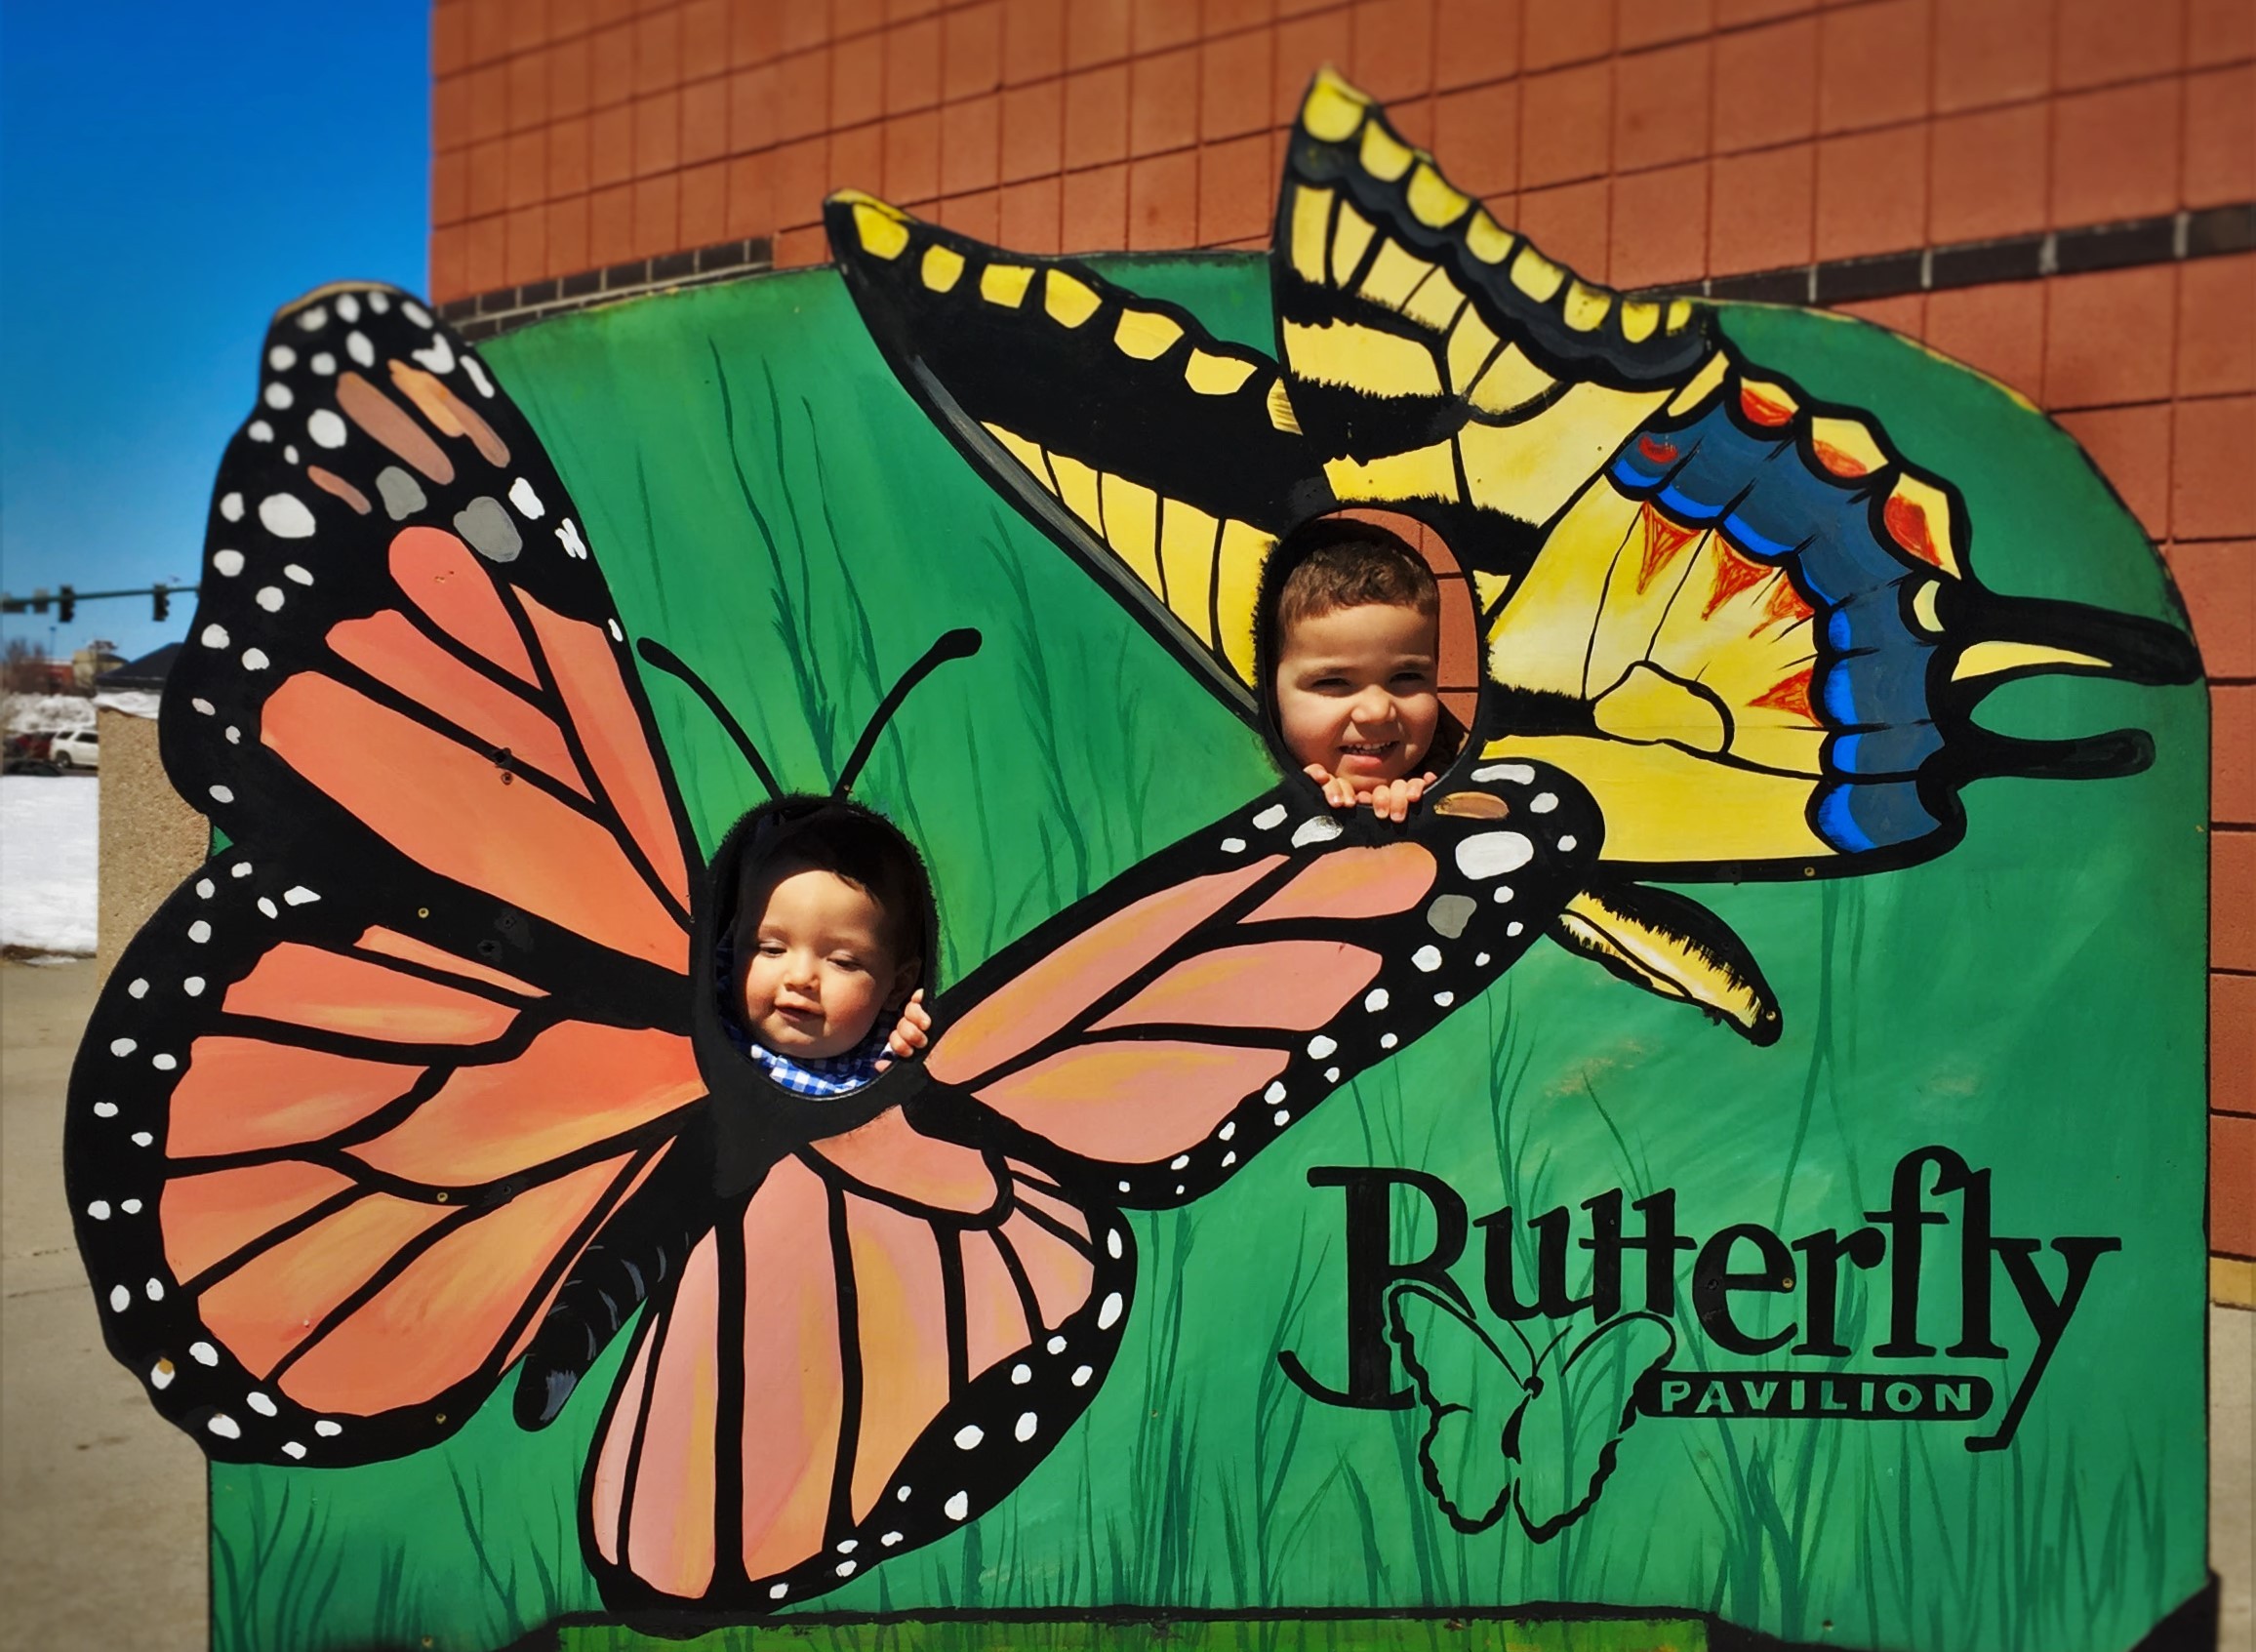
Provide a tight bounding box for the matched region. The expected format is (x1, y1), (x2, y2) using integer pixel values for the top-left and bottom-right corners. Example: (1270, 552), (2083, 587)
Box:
(71, 642), (125, 689)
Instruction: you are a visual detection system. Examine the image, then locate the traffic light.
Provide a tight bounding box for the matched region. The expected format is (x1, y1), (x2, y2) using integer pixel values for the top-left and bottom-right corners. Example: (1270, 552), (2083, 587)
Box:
(152, 584), (170, 622)
(57, 585), (75, 624)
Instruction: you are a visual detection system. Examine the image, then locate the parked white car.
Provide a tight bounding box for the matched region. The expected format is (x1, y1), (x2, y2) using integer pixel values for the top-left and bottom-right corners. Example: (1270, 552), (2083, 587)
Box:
(50, 729), (99, 771)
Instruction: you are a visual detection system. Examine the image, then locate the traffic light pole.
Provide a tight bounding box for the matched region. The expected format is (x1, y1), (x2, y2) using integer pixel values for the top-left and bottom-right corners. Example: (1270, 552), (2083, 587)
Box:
(0, 584), (198, 624)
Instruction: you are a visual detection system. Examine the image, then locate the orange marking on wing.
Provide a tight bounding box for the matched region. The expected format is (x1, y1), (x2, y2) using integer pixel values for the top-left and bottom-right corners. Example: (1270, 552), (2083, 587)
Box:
(843, 1195), (952, 1521)
(262, 673), (687, 970)
(738, 1157), (844, 1579)
(975, 1041), (1289, 1163)
(350, 1022), (703, 1186)
(222, 943), (521, 1044)
(1635, 504), (1701, 593)
(1739, 382), (1796, 427)
(1701, 541), (1774, 620)
(388, 360), (510, 466)
(997, 1209), (1094, 1333)
(1813, 441), (1872, 478)
(517, 590), (690, 910)
(621, 1229), (721, 1597)
(197, 1191), (452, 1380)
(1760, 575), (1813, 630)
(387, 528), (537, 683)
(307, 466), (373, 514)
(928, 858), (1285, 1085)
(1884, 491), (1946, 570)
(170, 1037), (419, 1158)
(279, 1156), (625, 1413)
(1013, 1181), (1091, 1242)
(336, 372), (456, 484)
(1750, 665), (1816, 721)
(1093, 941), (1382, 1032)
(1245, 842), (1434, 924)
(328, 609), (587, 795)
(354, 926), (547, 997)
(502, 1147), (669, 1370)
(811, 1109), (1002, 1215)
(591, 1318), (660, 1566)
(161, 1160), (354, 1284)
(960, 1229), (1031, 1381)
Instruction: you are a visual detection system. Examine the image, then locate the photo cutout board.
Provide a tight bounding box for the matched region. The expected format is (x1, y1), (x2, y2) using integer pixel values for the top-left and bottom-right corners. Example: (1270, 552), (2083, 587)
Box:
(67, 69), (2212, 1652)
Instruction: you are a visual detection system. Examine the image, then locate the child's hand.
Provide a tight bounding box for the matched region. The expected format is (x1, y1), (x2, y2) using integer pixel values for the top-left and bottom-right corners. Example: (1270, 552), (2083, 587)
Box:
(1304, 764), (1435, 823)
(1364, 771), (1436, 824)
(1304, 764), (1360, 810)
(875, 989), (931, 1070)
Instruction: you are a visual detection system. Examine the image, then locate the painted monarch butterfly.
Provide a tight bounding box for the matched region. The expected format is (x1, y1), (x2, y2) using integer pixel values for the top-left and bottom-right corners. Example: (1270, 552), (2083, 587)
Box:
(66, 69), (2194, 1618)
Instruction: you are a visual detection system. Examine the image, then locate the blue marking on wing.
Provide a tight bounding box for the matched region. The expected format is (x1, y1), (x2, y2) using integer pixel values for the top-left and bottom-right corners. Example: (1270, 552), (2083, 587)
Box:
(1604, 392), (1955, 855)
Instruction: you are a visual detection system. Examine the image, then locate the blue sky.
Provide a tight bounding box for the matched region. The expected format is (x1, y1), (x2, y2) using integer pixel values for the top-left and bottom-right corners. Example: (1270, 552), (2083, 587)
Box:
(0, 0), (428, 665)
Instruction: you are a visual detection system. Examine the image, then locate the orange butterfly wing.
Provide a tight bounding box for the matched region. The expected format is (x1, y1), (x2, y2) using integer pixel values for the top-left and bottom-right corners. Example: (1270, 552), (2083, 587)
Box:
(68, 284), (710, 1465)
(918, 761), (1600, 1205)
(585, 1110), (1132, 1606)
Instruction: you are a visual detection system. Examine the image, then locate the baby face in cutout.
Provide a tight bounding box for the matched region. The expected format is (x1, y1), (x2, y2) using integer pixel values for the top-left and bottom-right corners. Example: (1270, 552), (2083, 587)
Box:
(1270, 524), (1444, 823)
(734, 860), (919, 1063)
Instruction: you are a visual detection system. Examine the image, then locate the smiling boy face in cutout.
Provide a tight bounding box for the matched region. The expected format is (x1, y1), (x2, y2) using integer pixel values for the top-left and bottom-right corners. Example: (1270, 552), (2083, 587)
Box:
(1270, 524), (1444, 824)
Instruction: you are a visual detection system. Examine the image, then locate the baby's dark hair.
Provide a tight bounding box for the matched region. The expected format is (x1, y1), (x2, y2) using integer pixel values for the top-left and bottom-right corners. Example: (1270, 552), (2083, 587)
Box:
(1272, 518), (1439, 640)
(731, 801), (930, 975)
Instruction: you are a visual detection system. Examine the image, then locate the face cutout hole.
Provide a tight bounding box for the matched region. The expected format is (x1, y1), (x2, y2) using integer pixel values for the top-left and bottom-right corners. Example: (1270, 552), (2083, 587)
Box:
(1261, 507), (1483, 778)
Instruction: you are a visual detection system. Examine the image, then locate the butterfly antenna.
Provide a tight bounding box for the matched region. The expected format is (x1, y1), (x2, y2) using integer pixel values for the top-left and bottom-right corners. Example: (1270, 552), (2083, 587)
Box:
(833, 628), (983, 797)
(635, 638), (785, 801)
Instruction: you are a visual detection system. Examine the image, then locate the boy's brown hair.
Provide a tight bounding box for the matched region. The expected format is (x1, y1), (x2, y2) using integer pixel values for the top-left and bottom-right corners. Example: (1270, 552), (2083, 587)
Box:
(1271, 518), (1439, 640)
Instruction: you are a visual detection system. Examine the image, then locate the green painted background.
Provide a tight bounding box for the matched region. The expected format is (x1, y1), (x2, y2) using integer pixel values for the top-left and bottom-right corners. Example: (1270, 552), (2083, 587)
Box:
(205, 260), (2208, 1652)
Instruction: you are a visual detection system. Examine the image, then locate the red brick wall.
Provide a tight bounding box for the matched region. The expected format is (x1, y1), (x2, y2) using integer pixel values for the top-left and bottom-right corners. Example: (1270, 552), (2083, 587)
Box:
(428, 0), (2253, 1261)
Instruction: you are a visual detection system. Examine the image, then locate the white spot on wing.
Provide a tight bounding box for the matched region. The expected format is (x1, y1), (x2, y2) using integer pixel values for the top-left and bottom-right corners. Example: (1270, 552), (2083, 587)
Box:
(308, 409), (347, 448)
(954, 1425), (984, 1449)
(207, 1415), (241, 1440)
(945, 1491), (970, 1520)
(1015, 1412), (1039, 1442)
(507, 476), (545, 518)
(220, 493), (244, 522)
(242, 648), (269, 670)
(199, 625), (230, 649)
(259, 495), (316, 539)
(1456, 832), (1535, 879)
(1412, 946), (1442, 972)
(1471, 762), (1535, 785)
(1307, 1034), (1337, 1058)
(1252, 804), (1288, 830)
(1097, 1291), (1123, 1329)
(1291, 815), (1343, 847)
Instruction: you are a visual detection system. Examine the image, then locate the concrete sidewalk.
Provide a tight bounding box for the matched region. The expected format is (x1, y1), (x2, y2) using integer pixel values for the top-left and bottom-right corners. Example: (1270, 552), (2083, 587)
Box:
(3, 958), (205, 1652)
(1, 957), (2247, 1650)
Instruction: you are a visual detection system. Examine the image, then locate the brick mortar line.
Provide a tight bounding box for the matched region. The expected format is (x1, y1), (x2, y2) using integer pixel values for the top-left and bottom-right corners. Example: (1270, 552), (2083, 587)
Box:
(432, 55), (2256, 170)
(438, 125), (2256, 246)
(439, 199), (2255, 335)
(433, 16), (2256, 93)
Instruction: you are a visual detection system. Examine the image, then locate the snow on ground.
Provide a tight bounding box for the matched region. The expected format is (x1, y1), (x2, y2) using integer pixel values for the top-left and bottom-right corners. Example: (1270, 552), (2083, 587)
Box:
(6, 693), (96, 734)
(1, 776), (98, 955)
